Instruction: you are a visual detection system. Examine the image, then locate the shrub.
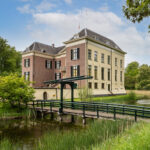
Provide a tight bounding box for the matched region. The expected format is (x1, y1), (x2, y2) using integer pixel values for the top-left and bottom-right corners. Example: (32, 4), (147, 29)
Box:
(126, 92), (137, 104)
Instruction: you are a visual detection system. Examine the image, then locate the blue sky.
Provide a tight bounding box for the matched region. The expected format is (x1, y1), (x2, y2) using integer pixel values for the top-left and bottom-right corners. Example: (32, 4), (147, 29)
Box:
(0, 0), (150, 66)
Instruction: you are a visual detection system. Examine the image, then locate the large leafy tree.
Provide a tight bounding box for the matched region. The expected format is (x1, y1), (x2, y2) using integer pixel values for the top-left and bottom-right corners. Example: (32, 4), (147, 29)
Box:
(0, 37), (21, 75)
(0, 74), (34, 108)
(123, 0), (150, 31)
(125, 61), (139, 89)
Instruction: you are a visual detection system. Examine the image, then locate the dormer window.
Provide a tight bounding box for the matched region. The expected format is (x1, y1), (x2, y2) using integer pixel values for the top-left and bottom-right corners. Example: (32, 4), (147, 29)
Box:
(42, 49), (46, 53)
(73, 34), (79, 39)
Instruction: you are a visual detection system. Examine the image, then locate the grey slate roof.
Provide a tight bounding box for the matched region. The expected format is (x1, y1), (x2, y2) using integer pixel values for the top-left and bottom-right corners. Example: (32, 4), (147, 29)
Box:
(70, 28), (125, 53)
(24, 42), (65, 55)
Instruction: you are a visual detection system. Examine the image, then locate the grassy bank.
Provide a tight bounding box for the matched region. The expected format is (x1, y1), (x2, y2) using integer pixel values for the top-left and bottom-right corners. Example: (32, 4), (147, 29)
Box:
(74, 93), (144, 104)
(0, 102), (30, 118)
(93, 121), (150, 150)
(36, 120), (133, 150)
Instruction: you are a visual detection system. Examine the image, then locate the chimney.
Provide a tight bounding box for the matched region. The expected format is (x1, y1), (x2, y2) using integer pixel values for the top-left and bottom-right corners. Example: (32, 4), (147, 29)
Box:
(52, 43), (55, 48)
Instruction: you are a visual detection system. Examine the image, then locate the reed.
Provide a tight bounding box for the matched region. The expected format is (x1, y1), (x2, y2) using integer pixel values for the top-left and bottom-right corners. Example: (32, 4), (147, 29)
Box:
(36, 120), (133, 150)
(93, 121), (150, 150)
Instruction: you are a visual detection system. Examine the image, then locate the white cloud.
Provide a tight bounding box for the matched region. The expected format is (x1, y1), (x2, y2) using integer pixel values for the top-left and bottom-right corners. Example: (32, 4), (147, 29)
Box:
(17, 4), (34, 14)
(36, 1), (55, 13)
(17, 1), (55, 14)
(64, 0), (72, 4)
(27, 8), (150, 65)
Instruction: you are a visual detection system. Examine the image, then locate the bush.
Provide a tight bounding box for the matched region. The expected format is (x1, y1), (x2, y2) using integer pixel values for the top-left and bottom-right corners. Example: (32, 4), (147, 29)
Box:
(126, 92), (137, 104)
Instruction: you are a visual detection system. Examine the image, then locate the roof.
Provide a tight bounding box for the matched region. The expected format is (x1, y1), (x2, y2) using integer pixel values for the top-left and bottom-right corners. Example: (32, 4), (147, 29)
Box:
(24, 42), (65, 55)
(68, 28), (125, 53)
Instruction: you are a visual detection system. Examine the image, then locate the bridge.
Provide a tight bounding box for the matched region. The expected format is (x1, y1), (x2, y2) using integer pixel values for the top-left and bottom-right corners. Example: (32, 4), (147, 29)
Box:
(29, 100), (150, 124)
(27, 76), (150, 124)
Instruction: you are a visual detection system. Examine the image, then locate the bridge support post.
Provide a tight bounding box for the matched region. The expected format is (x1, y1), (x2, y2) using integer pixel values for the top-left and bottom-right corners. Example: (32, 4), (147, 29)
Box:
(71, 115), (75, 123)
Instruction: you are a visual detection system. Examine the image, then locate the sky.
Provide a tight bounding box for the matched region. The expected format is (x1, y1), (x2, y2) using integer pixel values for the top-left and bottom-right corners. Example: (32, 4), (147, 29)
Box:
(0, 0), (150, 66)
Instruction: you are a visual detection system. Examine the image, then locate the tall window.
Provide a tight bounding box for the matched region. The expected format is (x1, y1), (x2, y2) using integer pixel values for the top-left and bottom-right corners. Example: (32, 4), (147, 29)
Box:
(115, 58), (117, 66)
(24, 72), (30, 81)
(71, 65), (80, 77)
(88, 82), (92, 89)
(94, 66), (98, 80)
(55, 73), (61, 80)
(45, 60), (52, 69)
(108, 69), (111, 81)
(101, 67), (104, 80)
(88, 49), (92, 60)
(94, 51), (98, 61)
(101, 53), (104, 63)
(120, 71), (123, 82)
(120, 60), (123, 68)
(55, 61), (61, 69)
(94, 83), (98, 89)
(115, 70), (117, 81)
(24, 59), (30, 67)
(101, 83), (105, 89)
(71, 48), (80, 60)
(108, 55), (111, 65)
(88, 65), (92, 76)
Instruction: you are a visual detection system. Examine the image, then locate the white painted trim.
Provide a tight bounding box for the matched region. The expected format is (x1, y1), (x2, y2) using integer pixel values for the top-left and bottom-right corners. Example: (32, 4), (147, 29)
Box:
(65, 39), (86, 47)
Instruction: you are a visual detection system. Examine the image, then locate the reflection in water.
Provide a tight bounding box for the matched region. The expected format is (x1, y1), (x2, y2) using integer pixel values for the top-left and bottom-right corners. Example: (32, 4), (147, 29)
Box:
(0, 118), (81, 150)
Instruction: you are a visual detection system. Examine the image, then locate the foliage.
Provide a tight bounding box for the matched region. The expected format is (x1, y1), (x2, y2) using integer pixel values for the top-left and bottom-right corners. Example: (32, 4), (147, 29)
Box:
(0, 139), (18, 150)
(36, 120), (132, 150)
(94, 121), (150, 150)
(0, 37), (21, 75)
(125, 61), (139, 89)
(78, 87), (93, 101)
(123, 0), (150, 32)
(126, 91), (137, 104)
(125, 62), (150, 90)
(0, 74), (34, 108)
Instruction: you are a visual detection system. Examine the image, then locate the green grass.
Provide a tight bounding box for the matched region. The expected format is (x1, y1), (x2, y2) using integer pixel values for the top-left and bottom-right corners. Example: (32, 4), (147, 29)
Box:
(0, 139), (18, 150)
(35, 120), (133, 150)
(0, 102), (31, 118)
(93, 121), (150, 150)
(74, 94), (143, 104)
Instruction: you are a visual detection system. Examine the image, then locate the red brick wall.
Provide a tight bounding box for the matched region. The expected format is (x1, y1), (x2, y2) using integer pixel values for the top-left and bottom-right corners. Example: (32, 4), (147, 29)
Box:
(34, 56), (54, 87)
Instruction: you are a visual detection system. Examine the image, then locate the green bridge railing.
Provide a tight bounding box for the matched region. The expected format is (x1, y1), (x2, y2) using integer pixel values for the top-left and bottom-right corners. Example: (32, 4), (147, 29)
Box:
(29, 100), (150, 121)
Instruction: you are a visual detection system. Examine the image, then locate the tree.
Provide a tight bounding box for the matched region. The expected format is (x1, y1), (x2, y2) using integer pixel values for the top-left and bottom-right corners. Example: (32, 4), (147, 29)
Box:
(0, 74), (35, 108)
(0, 37), (21, 75)
(125, 61), (139, 89)
(123, 0), (150, 31)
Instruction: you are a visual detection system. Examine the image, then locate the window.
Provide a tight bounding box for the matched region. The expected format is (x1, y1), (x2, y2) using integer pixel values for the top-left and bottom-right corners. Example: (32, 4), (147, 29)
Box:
(24, 59), (30, 67)
(88, 82), (92, 89)
(115, 58), (117, 66)
(101, 83), (105, 89)
(88, 49), (92, 60)
(101, 67), (104, 80)
(55, 73), (61, 80)
(24, 72), (30, 81)
(71, 65), (80, 77)
(101, 53), (104, 63)
(43, 92), (47, 100)
(120, 71), (123, 82)
(94, 51), (98, 61)
(88, 65), (92, 76)
(45, 60), (52, 69)
(120, 60), (123, 68)
(115, 70), (117, 81)
(94, 83), (98, 89)
(108, 69), (111, 81)
(71, 48), (80, 60)
(55, 61), (61, 69)
(108, 55), (111, 65)
(94, 66), (98, 80)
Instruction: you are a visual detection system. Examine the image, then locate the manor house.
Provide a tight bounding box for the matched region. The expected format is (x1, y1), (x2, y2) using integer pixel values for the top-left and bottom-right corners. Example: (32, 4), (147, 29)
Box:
(22, 28), (126, 96)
